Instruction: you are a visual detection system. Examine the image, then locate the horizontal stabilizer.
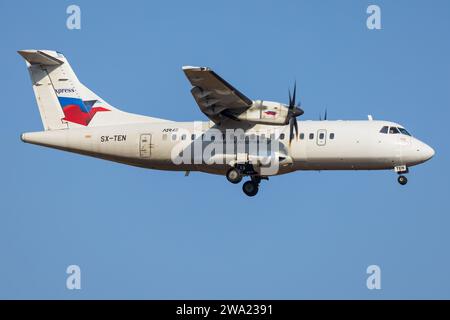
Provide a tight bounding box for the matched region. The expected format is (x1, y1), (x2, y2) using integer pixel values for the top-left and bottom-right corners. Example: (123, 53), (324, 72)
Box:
(182, 66), (209, 71)
(18, 50), (63, 66)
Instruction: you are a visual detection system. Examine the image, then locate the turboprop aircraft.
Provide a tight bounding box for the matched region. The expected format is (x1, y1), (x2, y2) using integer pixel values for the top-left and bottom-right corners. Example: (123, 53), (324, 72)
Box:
(19, 50), (435, 197)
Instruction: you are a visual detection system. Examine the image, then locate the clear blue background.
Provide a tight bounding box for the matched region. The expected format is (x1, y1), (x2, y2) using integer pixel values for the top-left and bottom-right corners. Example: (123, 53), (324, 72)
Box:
(0, 0), (449, 299)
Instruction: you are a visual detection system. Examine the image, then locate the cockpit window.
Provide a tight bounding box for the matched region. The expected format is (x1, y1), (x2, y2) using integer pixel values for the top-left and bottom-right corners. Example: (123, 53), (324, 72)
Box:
(381, 125), (411, 136)
(389, 127), (400, 134)
(398, 128), (411, 136)
(380, 126), (389, 134)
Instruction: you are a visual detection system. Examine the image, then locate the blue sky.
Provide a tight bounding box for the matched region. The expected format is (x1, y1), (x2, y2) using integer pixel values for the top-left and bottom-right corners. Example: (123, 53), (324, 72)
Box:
(0, 0), (449, 299)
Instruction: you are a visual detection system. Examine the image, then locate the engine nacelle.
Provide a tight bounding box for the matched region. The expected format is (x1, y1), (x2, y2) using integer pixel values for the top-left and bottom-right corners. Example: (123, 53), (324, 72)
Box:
(236, 100), (289, 125)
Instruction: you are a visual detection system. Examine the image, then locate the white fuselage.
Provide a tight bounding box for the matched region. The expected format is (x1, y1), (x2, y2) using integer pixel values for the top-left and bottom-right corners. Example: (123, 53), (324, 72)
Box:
(21, 119), (434, 176)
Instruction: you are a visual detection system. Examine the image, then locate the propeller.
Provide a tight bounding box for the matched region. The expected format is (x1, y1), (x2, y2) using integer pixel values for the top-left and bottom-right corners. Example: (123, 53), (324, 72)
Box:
(287, 82), (304, 144)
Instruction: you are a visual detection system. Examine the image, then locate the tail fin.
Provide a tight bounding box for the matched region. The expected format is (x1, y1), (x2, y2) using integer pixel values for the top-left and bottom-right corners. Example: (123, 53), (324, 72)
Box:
(19, 49), (168, 130)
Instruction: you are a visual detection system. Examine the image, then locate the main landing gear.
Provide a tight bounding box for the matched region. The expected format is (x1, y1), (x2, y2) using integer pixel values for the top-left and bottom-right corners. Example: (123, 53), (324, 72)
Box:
(226, 165), (266, 197)
(242, 180), (259, 197)
(226, 167), (242, 184)
(395, 165), (409, 186)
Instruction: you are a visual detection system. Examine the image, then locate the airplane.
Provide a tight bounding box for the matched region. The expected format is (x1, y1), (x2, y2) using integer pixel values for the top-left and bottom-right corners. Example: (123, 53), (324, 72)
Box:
(18, 49), (435, 197)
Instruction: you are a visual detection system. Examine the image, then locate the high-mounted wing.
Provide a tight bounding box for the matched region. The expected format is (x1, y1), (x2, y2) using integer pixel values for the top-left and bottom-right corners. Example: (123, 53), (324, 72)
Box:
(182, 66), (253, 124)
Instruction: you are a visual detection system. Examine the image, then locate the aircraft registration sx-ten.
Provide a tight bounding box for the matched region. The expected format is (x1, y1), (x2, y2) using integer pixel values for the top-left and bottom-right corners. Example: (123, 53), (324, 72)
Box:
(19, 50), (435, 197)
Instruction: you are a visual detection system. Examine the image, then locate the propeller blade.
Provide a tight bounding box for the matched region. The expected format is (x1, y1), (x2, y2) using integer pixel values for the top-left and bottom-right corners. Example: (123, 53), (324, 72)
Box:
(293, 118), (298, 137)
(324, 109), (327, 121)
(286, 81), (304, 128)
(292, 81), (297, 107)
(288, 89), (292, 110)
(289, 118), (294, 144)
(289, 117), (299, 144)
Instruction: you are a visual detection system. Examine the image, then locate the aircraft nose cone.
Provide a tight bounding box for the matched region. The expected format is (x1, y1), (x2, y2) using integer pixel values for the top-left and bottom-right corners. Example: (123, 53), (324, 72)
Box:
(423, 144), (435, 161)
(414, 141), (435, 163)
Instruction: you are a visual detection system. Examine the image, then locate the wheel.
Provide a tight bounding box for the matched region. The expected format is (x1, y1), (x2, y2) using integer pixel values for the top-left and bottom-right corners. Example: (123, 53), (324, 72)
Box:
(398, 175), (408, 185)
(242, 181), (259, 197)
(226, 167), (242, 184)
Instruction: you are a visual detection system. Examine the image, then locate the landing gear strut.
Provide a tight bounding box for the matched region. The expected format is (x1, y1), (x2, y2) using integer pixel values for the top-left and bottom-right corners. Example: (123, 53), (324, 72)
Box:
(226, 163), (256, 184)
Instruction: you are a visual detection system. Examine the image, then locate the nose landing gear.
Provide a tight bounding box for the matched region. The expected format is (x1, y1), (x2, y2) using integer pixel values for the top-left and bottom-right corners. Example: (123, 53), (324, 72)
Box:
(398, 175), (408, 185)
(395, 165), (409, 186)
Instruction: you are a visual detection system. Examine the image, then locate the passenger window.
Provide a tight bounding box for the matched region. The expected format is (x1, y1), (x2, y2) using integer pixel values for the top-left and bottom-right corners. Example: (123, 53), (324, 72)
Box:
(299, 133), (305, 140)
(181, 134), (186, 141)
(191, 134), (196, 140)
(330, 133), (335, 139)
(171, 134), (177, 141)
(162, 134), (168, 141)
(380, 126), (389, 134)
(211, 135), (215, 141)
(319, 133), (325, 139)
(389, 127), (400, 134)
(280, 133), (285, 140)
(309, 133), (314, 140)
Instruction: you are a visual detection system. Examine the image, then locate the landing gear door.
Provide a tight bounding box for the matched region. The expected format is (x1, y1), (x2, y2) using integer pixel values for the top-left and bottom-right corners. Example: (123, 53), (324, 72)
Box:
(317, 129), (327, 146)
(140, 134), (152, 158)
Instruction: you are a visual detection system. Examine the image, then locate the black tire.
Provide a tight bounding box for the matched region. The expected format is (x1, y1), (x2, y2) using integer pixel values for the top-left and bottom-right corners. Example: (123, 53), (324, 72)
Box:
(398, 175), (408, 185)
(226, 167), (242, 184)
(242, 181), (259, 197)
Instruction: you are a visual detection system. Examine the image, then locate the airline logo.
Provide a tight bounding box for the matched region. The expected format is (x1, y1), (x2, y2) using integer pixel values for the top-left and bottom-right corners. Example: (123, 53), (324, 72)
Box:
(264, 110), (277, 116)
(58, 97), (110, 126)
(55, 88), (75, 94)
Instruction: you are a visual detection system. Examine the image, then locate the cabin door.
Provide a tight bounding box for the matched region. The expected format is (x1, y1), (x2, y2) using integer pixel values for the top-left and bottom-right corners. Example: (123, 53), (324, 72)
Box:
(140, 134), (152, 158)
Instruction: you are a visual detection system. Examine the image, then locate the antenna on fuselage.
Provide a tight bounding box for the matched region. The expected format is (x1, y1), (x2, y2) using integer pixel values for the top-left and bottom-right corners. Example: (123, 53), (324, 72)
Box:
(319, 108), (328, 121)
